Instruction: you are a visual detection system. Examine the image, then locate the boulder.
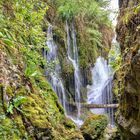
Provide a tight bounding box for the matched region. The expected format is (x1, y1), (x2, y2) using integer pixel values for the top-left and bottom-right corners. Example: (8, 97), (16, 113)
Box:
(80, 114), (108, 140)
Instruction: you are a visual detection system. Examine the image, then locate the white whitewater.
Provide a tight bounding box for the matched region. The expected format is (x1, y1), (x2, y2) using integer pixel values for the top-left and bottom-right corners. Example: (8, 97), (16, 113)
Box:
(66, 20), (83, 125)
(45, 24), (67, 114)
(87, 57), (114, 125)
(87, 0), (119, 126)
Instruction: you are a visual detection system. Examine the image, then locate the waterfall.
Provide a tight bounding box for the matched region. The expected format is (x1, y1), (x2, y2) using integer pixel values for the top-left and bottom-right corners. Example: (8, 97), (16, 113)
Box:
(66, 20), (82, 125)
(45, 24), (67, 114)
(87, 57), (114, 125)
(44, 23), (83, 126)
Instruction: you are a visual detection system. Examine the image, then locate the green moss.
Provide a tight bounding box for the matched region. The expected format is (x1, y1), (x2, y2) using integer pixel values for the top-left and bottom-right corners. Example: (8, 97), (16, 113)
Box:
(113, 79), (119, 96)
(21, 87), (63, 128)
(61, 117), (76, 129)
(16, 86), (27, 96)
(0, 117), (21, 140)
(54, 26), (65, 39)
(6, 86), (14, 96)
(78, 42), (98, 68)
(81, 114), (108, 140)
(62, 58), (74, 75)
(14, 115), (28, 137)
(121, 3), (140, 25)
(52, 117), (84, 140)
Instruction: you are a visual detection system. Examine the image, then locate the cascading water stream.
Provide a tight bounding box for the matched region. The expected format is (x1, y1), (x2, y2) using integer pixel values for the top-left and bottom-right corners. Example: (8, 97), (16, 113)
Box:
(44, 15), (118, 127)
(86, 0), (119, 126)
(44, 24), (67, 114)
(87, 57), (114, 125)
(44, 23), (83, 126)
(66, 20), (82, 125)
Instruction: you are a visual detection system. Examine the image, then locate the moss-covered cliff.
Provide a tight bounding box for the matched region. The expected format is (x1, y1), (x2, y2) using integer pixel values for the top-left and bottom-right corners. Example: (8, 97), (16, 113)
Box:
(0, 0), (84, 139)
(0, 48), (84, 140)
(115, 0), (140, 139)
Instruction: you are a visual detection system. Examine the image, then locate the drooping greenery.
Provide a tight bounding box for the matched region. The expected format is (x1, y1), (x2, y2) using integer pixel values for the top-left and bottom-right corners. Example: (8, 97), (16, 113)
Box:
(47, 0), (113, 69)
(54, 0), (110, 24)
(55, 0), (112, 48)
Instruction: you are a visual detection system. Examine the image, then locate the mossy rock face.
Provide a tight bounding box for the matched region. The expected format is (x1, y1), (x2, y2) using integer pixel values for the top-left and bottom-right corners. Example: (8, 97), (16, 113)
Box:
(0, 47), (84, 139)
(115, 0), (140, 139)
(80, 114), (108, 140)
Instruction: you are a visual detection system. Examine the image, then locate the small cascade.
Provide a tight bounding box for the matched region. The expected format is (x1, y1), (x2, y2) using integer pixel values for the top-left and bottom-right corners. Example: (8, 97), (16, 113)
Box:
(44, 24), (67, 114)
(87, 57), (114, 125)
(66, 20), (82, 125)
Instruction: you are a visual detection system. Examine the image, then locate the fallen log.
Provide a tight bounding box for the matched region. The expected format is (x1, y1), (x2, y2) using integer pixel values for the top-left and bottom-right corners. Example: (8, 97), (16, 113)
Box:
(83, 104), (119, 108)
(67, 102), (119, 108)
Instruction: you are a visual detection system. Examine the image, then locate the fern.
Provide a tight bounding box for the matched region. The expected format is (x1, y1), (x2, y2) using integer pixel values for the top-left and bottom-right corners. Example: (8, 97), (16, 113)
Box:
(56, 0), (110, 26)
(87, 28), (102, 47)
(7, 96), (28, 114)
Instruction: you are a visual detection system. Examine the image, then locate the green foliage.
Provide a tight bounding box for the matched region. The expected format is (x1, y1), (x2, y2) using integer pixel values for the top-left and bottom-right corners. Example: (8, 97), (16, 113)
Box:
(47, 0), (113, 69)
(57, 0), (79, 20)
(0, 116), (27, 140)
(0, 121), (20, 140)
(81, 114), (108, 139)
(0, 0), (48, 79)
(109, 43), (122, 71)
(7, 96), (28, 114)
(24, 60), (41, 78)
(122, 3), (140, 24)
(13, 96), (28, 108)
(49, 0), (112, 69)
(87, 28), (103, 47)
(134, 3), (140, 14)
(55, 0), (111, 26)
